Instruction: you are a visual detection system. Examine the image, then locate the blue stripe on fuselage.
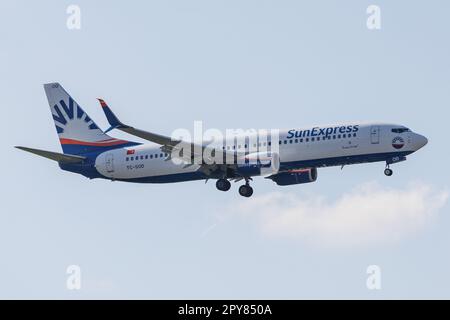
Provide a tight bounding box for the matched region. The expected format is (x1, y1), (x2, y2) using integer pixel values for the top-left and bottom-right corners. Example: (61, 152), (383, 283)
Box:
(279, 151), (412, 171)
(60, 141), (140, 155)
(117, 171), (209, 184)
(81, 151), (412, 184)
(59, 150), (413, 183)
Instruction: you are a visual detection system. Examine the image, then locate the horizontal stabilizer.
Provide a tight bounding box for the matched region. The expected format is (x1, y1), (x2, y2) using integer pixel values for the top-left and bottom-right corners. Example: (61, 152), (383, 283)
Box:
(15, 146), (86, 164)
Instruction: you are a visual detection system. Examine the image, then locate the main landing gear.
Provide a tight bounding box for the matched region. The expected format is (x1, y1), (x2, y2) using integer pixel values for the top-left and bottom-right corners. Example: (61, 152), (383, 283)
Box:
(238, 179), (253, 198)
(384, 164), (393, 177)
(216, 178), (231, 191)
(215, 178), (254, 197)
(238, 185), (253, 197)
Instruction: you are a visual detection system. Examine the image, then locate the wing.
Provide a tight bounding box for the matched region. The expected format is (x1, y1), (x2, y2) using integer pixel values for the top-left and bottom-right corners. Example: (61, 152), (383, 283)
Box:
(96, 99), (283, 180)
(97, 99), (240, 167)
(98, 99), (179, 146)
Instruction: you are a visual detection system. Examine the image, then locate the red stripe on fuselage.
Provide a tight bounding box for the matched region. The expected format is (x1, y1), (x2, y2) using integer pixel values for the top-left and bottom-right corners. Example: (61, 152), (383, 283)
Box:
(289, 169), (310, 173)
(59, 138), (128, 146)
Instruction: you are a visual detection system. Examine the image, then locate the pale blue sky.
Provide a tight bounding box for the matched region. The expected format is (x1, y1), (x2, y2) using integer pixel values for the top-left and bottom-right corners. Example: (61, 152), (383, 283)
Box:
(0, 0), (449, 299)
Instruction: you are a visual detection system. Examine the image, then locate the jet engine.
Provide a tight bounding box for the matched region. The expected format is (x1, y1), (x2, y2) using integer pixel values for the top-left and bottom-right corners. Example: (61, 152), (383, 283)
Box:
(267, 168), (318, 186)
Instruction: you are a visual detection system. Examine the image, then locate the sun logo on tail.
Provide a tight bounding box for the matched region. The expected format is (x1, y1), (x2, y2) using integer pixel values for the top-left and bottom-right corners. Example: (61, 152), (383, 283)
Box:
(52, 97), (99, 134)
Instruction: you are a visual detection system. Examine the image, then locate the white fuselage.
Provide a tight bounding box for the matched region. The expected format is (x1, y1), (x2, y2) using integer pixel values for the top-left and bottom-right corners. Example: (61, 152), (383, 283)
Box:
(94, 123), (427, 182)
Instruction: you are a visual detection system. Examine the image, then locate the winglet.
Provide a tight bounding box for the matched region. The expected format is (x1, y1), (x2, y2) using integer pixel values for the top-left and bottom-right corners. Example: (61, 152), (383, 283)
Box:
(97, 98), (129, 133)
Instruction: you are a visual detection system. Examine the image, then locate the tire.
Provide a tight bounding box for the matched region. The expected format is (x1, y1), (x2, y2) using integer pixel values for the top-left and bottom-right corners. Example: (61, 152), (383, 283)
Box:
(239, 185), (253, 197)
(216, 179), (231, 191)
(384, 168), (393, 176)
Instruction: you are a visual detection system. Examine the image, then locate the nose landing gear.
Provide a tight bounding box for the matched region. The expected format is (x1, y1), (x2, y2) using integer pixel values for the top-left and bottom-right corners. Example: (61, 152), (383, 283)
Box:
(384, 165), (393, 176)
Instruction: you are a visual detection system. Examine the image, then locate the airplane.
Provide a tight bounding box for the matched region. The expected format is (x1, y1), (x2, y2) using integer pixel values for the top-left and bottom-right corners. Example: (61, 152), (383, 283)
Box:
(16, 83), (428, 197)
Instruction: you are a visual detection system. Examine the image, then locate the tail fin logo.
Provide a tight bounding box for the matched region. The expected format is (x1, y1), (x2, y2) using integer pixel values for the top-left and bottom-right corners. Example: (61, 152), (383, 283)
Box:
(52, 97), (100, 134)
(44, 82), (140, 154)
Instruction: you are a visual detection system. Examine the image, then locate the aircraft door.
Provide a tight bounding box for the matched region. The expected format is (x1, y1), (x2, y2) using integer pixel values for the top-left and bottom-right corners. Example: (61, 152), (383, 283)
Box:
(370, 126), (380, 144)
(105, 153), (114, 173)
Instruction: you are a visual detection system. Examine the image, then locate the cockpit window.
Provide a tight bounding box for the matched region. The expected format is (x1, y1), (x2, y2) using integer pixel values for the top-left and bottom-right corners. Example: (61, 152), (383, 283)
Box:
(392, 128), (410, 133)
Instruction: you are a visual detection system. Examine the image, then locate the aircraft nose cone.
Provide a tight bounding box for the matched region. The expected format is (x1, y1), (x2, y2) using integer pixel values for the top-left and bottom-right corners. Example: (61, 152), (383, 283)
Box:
(415, 134), (428, 150)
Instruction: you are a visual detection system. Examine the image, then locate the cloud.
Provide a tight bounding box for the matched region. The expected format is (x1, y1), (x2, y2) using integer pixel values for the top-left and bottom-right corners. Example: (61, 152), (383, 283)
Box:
(233, 182), (448, 248)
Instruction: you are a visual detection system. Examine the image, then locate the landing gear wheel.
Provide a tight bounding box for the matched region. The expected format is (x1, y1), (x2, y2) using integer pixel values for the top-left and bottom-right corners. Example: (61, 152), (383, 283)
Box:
(384, 168), (393, 176)
(216, 179), (231, 191)
(238, 185), (253, 197)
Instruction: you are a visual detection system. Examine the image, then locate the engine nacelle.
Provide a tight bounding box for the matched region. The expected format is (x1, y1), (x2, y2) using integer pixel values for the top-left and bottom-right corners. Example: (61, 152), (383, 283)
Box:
(236, 152), (280, 177)
(268, 168), (318, 186)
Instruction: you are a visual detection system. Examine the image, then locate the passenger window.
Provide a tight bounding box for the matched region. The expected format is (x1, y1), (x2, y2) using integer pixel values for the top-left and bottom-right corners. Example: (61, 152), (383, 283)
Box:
(343, 134), (346, 138)
(155, 154), (158, 158)
(289, 140), (293, 144)
(300, 139), (303, 143)
(150, 155), (153, 159)
(317, 137), (320, 141)
(311, 137), (315, 141)
(338, 134), (341, 139)
(268, 141), (271, 146)
(140, 156), (144, 160)
(130, 157), (134, 161)
(333, 135), (336, 139)
(353, 133), (356, 137)
(126, 157), (129, 161)
(306, 138), (309, 142)
(160, 153), (164, 158)
(295, 139), (298, 143)
(284, 140), (287, 144)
